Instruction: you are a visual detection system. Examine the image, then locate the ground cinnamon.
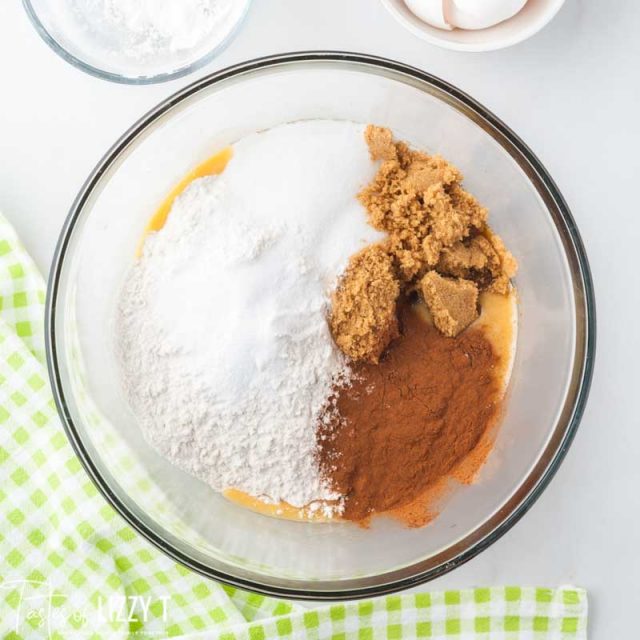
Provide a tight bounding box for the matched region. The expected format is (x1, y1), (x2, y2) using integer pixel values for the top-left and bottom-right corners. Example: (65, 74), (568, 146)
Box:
(318, 300), (503, 525)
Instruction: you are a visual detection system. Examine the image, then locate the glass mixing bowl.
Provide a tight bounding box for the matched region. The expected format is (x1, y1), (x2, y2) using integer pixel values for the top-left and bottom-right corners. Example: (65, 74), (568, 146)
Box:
(46, 52), (595, 599)
(22, 0), (252, 84)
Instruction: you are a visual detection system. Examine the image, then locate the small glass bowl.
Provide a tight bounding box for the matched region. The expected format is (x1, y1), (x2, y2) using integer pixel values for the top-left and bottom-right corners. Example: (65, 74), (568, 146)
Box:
(22, 0), (252, 84)
(46, 52), (595, 599)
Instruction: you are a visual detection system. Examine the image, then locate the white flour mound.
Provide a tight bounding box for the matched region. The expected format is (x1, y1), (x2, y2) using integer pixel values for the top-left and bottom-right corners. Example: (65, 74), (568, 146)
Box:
(117, 120), (383, 508)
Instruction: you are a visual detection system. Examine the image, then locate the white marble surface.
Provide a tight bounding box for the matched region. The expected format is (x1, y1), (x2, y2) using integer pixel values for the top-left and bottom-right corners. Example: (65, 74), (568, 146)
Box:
(1, 0), (638, 636)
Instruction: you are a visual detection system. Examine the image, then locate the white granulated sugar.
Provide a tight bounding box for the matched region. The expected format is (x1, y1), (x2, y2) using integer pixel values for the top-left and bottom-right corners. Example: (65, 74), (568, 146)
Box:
(117, 120), (383, 509)
(69, 0), (242, 60)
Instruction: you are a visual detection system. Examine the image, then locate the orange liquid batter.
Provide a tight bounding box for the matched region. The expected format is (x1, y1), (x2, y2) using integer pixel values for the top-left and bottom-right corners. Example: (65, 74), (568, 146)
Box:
(223, 489), (339, 522)
(140, 148), (517, 524)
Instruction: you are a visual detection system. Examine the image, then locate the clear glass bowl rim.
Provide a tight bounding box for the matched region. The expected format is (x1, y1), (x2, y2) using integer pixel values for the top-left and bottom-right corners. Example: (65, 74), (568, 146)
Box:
(45, 51), (596, 600)
(21, 0), (253, 84)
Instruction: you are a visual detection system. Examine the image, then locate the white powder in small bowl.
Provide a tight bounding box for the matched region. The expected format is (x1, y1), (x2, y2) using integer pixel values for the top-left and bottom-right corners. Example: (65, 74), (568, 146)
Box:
(116, 120), (383, 510)
(68, 0), (244, 62)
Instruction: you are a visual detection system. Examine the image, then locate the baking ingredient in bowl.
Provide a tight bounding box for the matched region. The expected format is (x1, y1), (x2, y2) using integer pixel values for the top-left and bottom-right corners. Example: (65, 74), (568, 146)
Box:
(318, 301), (503, 525)
(117, 121), (383, 510)
(68, 0), (245, 61)
(329, 126), (516, 362)
(404, 0), (528, 30)
(118, 120), (518, 525)
(320, 126), (518, 524)
(420, 271), (478, 337)
(330, 245), (400, 363)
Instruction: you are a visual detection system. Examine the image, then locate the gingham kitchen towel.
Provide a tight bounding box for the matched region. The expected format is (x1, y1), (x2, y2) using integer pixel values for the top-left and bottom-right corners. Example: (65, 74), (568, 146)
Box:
(0, 213), (587, 639)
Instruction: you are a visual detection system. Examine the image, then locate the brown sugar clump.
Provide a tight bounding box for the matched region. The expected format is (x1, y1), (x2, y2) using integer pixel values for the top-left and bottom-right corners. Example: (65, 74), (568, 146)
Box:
(329, 244), (400, 363)
(421, 184), (487, 267)
(358, 125), (470, 281)
(357, 125), (516, 291)
(420, 272), (479, 337)
(328, 125), (517, 361)
(438, 232), (517, 295)
(358, 125), (504, 283)
(484, 230), (517, 295)
(364, 125), (397, 161)
(438, 235), (499, 287)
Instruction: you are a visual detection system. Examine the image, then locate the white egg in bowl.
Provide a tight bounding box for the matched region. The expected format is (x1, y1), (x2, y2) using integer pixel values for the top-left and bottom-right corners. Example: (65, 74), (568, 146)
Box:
(382, 0), (566, 51)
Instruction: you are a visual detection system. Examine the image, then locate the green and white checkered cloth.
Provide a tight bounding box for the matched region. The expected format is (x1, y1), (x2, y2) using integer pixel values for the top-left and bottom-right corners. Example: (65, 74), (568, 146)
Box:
(0, 213), (587, 639)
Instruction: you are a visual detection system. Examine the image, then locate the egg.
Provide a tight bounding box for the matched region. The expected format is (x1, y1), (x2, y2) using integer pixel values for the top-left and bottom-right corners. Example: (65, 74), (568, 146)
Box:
(447, 0), (528, 30)
(404, 0), (452, 30)
(404, 0), (528, 31)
